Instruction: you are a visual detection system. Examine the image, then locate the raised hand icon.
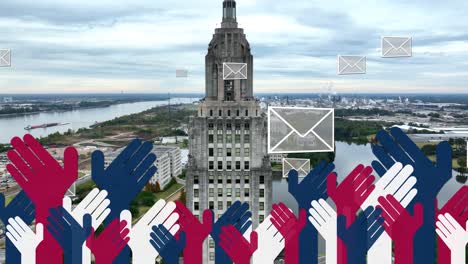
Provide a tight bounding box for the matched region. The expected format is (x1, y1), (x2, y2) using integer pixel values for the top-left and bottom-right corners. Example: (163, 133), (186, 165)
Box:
(377, 195), (423, 264)
(287, 161), (335, 264)
(436, 213), (468, 264)
(150, 224), (185, 264)
(86, 218), (130, 264)
(46, 206), (92, 264)
(176, 201), (212, 264)
(7, 134), (78, 264)
(337, 206), (384, 264)
(371, 127), (452, 263)
(0, 191), (35, 264)
(63, 188), (111, 264)
(6, 217), (43, 264)
(120, 200), (179, 264)
(308, 199), (337, 264)
(211, 201), (252, 264)
(270, 203), (307, 264)
(437, 186), (468, 264)
(251, 214), (284, 264)
(219, 225), (258, 264)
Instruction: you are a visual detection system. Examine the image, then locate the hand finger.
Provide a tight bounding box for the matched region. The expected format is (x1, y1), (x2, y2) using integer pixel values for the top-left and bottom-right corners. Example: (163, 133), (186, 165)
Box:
(80, 189), (106, 212)
(141, 199), (167, 225)
(376, 162), (403, 188)
(371, 144), (395, 171)
(385, 165), (414, 196)
(393, 176), (417, 205)
(11, 136), (43, 169)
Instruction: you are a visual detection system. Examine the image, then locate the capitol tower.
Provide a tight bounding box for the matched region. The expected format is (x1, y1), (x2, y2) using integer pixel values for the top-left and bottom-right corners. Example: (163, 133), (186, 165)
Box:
(186, 0), (273, 262)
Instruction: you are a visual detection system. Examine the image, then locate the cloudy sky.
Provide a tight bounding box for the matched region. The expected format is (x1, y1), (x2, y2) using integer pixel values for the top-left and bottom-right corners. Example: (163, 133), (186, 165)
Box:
(0, 0), (467, 94)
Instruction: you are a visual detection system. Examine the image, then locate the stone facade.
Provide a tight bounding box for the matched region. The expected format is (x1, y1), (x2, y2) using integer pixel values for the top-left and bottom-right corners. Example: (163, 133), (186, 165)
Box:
(186, 0), (272, 263)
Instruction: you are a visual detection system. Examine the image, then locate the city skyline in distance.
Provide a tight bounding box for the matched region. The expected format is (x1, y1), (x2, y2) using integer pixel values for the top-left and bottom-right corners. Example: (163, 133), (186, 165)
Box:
(0, 0), (467, 94)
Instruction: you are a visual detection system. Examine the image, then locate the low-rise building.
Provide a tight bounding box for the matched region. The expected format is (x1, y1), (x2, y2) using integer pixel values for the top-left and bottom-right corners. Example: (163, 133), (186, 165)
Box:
(151, 146), (182, 189)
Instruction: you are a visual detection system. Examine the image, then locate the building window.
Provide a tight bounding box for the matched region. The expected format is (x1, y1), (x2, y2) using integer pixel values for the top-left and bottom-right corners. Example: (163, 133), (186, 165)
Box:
(227, 148), (232, 157)
(228, 110), (231, 116)
(209, 175), (214, 184)
(210, 110), (213, 117)
(227, 188), (232, 197)
(227, 175), (232, 184)
(244, 134), (250, 143)
(260, 189), (265, 197)
(245, 110), (248, 116)
(194, 189), (199, 198)
(218, 161), (223, 170)
(235, 188), (241, 197)
(209, 201), (214, 209)
(227, 161), (232, 170)
(235, 148), (241, 156)
(227, 201), (232, 207)
(236, 175), (241, 184)
(236, 161), (241, 170)
(235, 123), (241, 130)
(260, 175), (264, 184)
(245, 177), (249, 184)
(217, 148), (223, 156)
(226, 134), (232, 143)
(235, 135), (241, 143)
(209, 161), (214, 170)
(244, 161), (250, 170)
(259, 215), (264, 223)
(209, 148), (214, 157)
(209, 123), (214, 130)
(244, 123), (249, 130)
(210, 252), (215, 261)
(260, 202), (265, 210)
(218, 176), (223, 184)
(217, 134), (223, 143)
(194, 175), (199, 184)
(219, 109), (222, 116)
(218, 201), (223, 210)
(194, 202), (199, 211)
(245, 188), (250, 197)
(209, 135), (214, 143)
(244, 147), (250, 156)
(227, 123), (232, 130)
(218, 188), (223, 197)
(236, 110), (240, 116)
(209, 188), (214, 197)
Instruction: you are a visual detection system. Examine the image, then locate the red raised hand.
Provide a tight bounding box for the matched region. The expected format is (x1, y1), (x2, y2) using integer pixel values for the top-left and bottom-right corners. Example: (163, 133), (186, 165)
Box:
(175, 201), (212, 264)
(6, 134), (78, 264)
(327, 164), (375, 224)
(270, 203), (307, 264)
(327, 164), (375, 264)
(377, 195), (423, 264)
(219, 225), (258, 264)
(86, 219), (130, 264)
(437, 186), (468, 264)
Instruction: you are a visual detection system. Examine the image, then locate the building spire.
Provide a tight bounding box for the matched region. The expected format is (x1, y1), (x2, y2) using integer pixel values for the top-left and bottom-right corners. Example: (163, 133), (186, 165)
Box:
(221, 0), (237, 28)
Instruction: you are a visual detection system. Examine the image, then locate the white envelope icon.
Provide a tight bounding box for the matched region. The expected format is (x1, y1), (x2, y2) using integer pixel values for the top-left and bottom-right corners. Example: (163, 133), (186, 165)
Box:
(282, 158), (310, 178)
(223, 62), (247, 80)
(381, 37), (412, 58)
(268, 107), (334, 153)
(337, 55), (366, 75)
(0, 49), (11, 67)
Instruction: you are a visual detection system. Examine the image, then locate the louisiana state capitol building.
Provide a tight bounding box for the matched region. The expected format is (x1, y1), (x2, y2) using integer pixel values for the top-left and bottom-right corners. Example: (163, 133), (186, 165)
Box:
(186, 0), (273, 262)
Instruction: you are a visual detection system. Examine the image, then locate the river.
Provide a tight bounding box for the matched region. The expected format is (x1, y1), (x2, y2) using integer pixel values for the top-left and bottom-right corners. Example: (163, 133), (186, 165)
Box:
(0, 98), (198, 143)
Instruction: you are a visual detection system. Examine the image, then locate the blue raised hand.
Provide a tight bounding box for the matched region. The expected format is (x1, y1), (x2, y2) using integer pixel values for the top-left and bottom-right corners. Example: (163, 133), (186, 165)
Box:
(211, 201), (252, 264)
(91, 138), (157, 264)
(371, 127), (452, 263)
(337, 206), (384, 264)
(288, 160), (335, 264)
(0, 191), (35, 264)
(46, 206), (92, 264)
(150, 225), (186, 264)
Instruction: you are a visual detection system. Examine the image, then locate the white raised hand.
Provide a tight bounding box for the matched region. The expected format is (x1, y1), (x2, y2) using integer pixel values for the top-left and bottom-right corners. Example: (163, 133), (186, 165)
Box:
(63, 188), (111, 264)
(436, 213), (468, 264)
(363, 162), (417, 264)
(120, 199), (179, 264)
(6, 217), (43, 264)
(251, 214), (284, 264)
(308, 199), (337, 264)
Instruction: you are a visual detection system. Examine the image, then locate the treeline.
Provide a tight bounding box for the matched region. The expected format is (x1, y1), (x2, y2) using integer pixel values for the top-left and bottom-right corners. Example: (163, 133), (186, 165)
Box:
(335, 108), (394, 117)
